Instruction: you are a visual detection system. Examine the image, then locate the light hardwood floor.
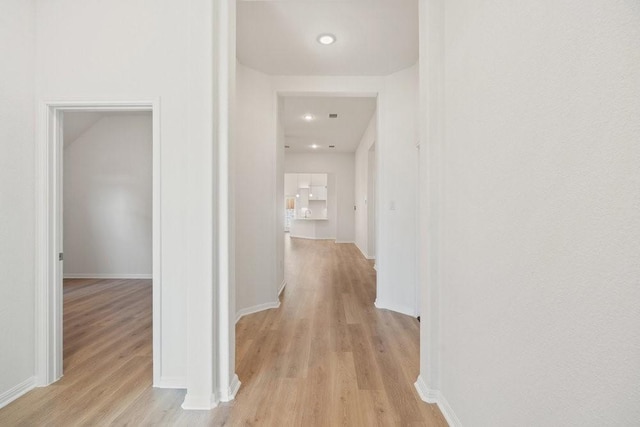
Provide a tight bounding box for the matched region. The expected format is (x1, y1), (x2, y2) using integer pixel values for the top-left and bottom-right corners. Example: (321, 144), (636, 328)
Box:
(0, 237), (446, 426)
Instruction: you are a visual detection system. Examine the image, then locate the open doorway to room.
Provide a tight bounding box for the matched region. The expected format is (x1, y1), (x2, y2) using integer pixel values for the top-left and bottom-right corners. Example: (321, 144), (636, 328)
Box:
(60, 111), (153, 401)
(35, 103), (162, 412)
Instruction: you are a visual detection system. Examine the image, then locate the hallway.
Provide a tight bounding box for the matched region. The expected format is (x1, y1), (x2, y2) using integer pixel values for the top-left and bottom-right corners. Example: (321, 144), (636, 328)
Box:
(229, 236), (447, 425)
(0, 240), (445, 426)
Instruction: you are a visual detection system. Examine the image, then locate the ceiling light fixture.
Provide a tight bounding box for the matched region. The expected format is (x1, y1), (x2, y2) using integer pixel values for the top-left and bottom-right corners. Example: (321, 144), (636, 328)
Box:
(317, 33), (336, 45)
(303, 114), (314, 121)
(311, 144), (318, 149)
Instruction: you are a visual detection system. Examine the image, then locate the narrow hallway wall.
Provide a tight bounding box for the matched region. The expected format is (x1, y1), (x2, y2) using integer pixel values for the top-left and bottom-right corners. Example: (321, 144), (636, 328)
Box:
(235, 63), (280, 316)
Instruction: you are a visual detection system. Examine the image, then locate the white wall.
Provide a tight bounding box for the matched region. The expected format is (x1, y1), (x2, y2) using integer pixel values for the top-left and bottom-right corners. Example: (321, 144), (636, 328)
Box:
(285, 153), (355, 242)
(354, 113), (377, 258)
(275, 96), (285, 296)
(235, 63), (280, 314)
(63, 113), (152, 278)
(376, 65), (420, 315)
(0, 0), (36, 405)
(35, 0), (217, 393)
(367, 146), (376, 258)
(419, 0), (640, 425)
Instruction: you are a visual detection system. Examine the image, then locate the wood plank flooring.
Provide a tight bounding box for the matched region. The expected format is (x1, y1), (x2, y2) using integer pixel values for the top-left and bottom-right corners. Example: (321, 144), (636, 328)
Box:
(0, 237), (446, 426)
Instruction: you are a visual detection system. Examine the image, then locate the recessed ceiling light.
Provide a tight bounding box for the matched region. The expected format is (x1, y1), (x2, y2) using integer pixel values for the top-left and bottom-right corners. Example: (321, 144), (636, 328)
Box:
(317, 33), (336, 45)
(311, 144), (319, 149)
(303, 114), (314, 121)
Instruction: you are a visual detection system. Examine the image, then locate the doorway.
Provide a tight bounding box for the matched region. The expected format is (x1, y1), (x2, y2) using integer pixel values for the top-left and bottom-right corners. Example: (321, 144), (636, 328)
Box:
(35, 101), (161, 387)
(62, 111), (152, 375)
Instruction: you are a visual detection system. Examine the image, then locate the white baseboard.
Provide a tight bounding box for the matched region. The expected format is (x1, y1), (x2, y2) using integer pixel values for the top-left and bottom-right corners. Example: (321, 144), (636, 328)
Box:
(278, 280), (287, 296)
(355, 243), (368, 258)
(0, 376), (36, 410)
(438, 393), (462, 427)
(235, 300), (281, 324)
(374, 299), (416, 317)
(335, 240), (354, 244)
(414, 375), (462, 427)
(154, 376), (187, 389)
(63, 273), (152, 279)
(220, 374), (241, 402)
(414, 375), (439, 403)
(181, 393), (219, 410)
(289, 235), (336, 241)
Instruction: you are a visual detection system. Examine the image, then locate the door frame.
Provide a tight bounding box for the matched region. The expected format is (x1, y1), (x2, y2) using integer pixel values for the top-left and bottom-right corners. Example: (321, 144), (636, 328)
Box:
(34, 99), (162, 386)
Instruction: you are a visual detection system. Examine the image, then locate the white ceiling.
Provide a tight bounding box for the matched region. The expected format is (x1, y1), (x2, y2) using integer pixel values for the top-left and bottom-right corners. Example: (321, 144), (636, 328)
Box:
(237, 0), (418, 76)
(283, 96), (376, 153)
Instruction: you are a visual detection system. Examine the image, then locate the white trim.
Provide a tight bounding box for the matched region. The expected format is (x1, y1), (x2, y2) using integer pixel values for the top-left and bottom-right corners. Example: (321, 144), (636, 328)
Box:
(155, 376), (187, 389)
(181, 394), (219, 410)
(416, 0), (445, 398)
(34, 103), (62, 386)
(221, 374), (241, 402)
(355, 243), (376, 260)
(235, 301), (281, 324)
(63, 273), (152, 280)
(213, 0), (238, 407)
(335, 240), (354, 244)
(356, 244), (368, 258)
(374, 299), (416, 317)
(0, 377), (36, 410)
(414, 376), (462, 427)
(278, 280), (287, 296)
(414, 375), (439, 403)
(289, 235), (337, 241)
(437, 394), (462, 427)
(35, 100), (162, 388)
